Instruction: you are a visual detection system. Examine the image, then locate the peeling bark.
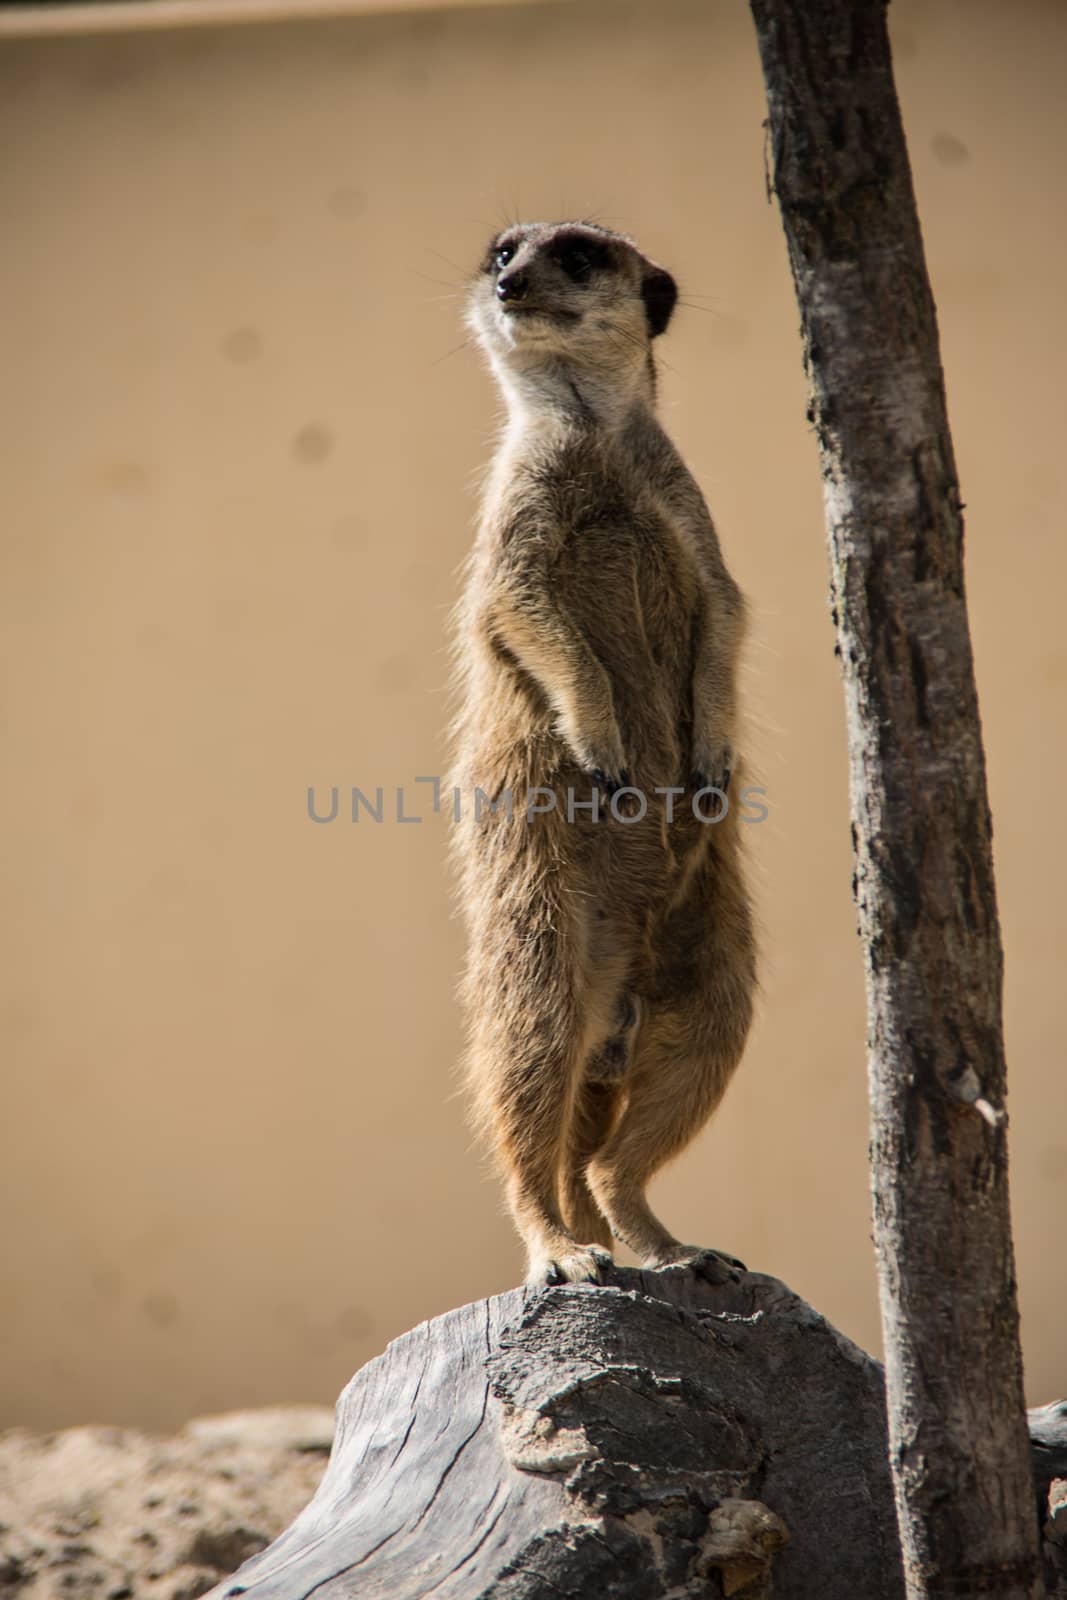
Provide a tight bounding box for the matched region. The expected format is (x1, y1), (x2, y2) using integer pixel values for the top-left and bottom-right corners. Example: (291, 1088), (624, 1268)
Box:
(747, 2), (1042, 1596)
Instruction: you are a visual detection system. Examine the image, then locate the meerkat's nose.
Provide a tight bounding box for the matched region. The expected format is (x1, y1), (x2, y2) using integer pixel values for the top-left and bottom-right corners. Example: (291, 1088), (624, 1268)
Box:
(497, 271), (528, 303)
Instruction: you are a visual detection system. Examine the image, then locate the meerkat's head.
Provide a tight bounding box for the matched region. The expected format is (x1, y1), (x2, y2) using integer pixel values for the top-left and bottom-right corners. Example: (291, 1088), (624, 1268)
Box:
(467, 221), (677, 416)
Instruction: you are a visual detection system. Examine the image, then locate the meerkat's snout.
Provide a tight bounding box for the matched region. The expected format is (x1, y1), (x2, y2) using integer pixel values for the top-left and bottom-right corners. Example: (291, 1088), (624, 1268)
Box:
(495, 268), (528, 304)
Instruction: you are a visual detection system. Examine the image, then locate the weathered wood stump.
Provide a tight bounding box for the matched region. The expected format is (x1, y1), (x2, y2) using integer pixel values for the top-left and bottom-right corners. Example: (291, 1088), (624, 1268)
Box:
(206, 1267), (906, 1599)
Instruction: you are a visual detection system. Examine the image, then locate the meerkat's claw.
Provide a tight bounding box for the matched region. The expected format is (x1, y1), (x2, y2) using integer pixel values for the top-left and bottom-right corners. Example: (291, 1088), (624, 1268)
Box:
(690, 741), (733, 799)
(690, 764), (731, 795)
(646, 1244), (746, 1285)
(590, 767), (632, 798)
(689, 765), (731, 822)
(529, 1243), (613, 1289)
(691, 767), (731, 795)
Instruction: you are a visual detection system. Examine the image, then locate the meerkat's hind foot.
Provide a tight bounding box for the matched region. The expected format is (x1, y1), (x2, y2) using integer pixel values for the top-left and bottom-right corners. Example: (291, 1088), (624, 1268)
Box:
(527, 1242), (613, 1290)
(644, 1243), (746, 1285)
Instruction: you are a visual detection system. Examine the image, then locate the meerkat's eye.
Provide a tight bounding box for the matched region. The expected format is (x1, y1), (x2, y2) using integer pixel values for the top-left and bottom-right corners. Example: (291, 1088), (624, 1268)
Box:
(495, 245), (515, 269)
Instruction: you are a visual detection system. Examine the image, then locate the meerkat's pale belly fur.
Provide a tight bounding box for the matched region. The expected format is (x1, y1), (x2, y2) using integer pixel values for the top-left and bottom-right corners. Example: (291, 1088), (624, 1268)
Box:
(452, 221), (756, 1287)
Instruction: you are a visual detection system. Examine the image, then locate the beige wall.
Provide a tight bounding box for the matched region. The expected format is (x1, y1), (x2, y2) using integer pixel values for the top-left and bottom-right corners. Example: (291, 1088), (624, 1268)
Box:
(1, 0), (1063, 1430)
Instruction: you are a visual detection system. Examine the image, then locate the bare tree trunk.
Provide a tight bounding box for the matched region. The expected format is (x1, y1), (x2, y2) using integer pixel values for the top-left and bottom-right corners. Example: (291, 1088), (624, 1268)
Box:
(746, 3), (1042, 1596)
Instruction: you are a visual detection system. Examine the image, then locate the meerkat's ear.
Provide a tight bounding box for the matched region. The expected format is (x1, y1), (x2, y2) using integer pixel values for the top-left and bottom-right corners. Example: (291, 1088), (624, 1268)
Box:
(641, 268), (677, 338)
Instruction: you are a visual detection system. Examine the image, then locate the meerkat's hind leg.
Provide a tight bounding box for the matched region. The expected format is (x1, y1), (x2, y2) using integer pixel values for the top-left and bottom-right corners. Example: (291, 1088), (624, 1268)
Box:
(465, 867), (617, 1289)
(587, 1044), (749, 1286)
(560, 1077), (625, 1250)
(494, 1043), (615, 1289)
(587, 1051), (748, 1284)
(558, 991), (641, 1251)
(495, 1041), (614, 1288)
(587, 870), (754, 1280)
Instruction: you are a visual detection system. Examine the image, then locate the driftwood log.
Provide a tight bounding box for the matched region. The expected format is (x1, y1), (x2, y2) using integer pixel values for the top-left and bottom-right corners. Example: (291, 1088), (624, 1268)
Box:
(205, 1267), (907, 1600)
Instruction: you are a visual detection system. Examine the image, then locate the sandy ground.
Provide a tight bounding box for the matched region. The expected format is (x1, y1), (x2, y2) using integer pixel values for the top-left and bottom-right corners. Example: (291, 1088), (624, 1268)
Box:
(2, 1401), (1063, 1597)
(0, 1407), (333, 1599)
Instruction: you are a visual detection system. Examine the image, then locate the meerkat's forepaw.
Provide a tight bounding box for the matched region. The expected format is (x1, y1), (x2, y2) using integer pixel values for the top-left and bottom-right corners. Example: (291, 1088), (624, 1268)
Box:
(561, 714), (633, 802)
(645, 1244), (746, 1285)
(590, 766), (632, 799)
(527, 1242), (613, 1289)
(558, 709), (629, 795)
(690, 741), (733, 801)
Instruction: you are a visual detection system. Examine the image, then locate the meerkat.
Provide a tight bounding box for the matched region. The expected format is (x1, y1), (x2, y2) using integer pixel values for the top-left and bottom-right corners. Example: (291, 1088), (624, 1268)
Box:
(450, 220), (756, 1288)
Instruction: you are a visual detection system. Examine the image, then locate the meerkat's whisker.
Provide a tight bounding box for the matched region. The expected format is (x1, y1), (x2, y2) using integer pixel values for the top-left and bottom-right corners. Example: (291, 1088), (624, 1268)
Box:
(429, 337), (473, 368)
(426, 248), (468, 279)
(411, 271), (467, 294)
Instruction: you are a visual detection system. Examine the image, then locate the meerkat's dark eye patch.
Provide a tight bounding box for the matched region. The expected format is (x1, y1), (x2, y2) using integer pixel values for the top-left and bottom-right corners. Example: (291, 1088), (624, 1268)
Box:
(557, 246), (592, 282)
(549, 234), (613, 283)
(641, 268), (678, 337)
